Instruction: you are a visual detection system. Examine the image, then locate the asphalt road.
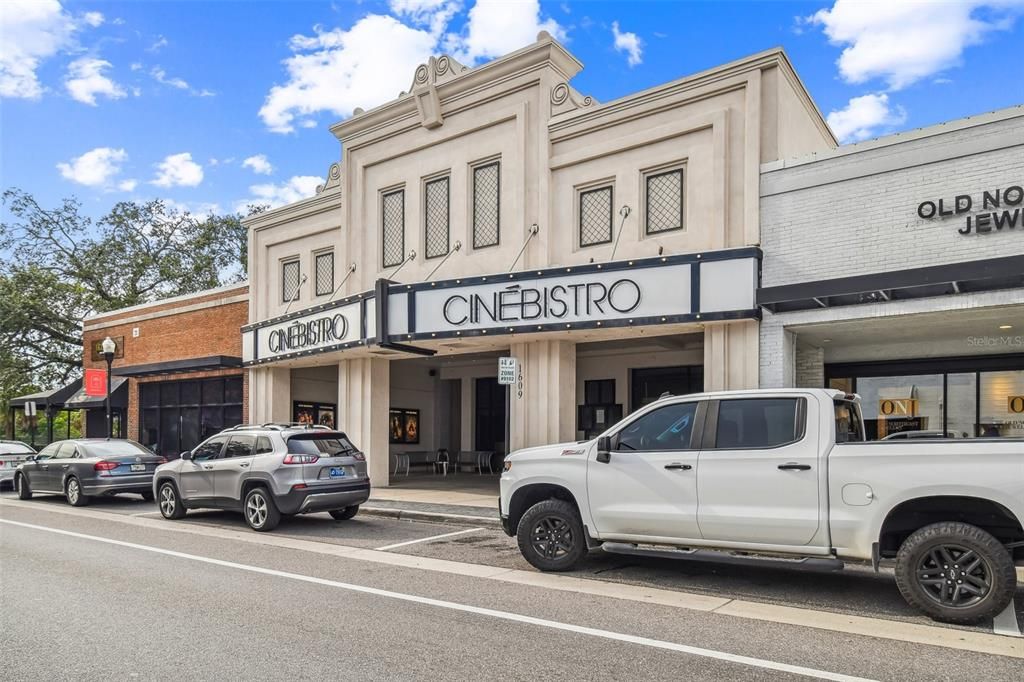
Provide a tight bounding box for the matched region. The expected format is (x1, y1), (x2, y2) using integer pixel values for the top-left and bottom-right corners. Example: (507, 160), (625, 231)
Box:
(2, 495), (1023, 680)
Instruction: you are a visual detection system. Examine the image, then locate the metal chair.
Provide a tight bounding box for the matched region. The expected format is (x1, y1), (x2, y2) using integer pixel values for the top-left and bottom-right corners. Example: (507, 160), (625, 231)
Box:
(433, 449), (450, 476)
(392, 452), (410, 476)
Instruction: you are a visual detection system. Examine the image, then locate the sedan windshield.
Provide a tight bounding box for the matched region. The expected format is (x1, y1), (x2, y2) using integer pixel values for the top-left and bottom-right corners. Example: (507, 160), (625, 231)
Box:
(80, 441), (154, 458)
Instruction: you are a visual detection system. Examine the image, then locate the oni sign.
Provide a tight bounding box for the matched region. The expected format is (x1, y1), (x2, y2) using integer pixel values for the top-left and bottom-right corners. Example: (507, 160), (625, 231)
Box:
(879, 398), (918, 417)
(1009, 396), (1024, 414)
(84, 368), (107, 397)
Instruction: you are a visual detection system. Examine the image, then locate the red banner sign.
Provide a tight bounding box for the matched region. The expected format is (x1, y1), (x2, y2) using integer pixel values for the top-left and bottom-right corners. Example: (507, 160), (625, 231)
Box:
(84, 368), (107, 397)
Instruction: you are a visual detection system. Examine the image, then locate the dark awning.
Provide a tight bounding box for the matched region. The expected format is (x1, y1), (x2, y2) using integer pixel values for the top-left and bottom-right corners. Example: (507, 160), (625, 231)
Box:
(112, 355), (242, 378)
(9, 378), (83, 409)
(63, 377), (128, 410)
(758, 255), (1024, 313)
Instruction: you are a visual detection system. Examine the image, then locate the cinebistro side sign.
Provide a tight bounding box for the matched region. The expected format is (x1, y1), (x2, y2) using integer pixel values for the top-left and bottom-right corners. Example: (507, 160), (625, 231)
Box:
(243, 298), (364, 364)
(917, 184), (1023, 235)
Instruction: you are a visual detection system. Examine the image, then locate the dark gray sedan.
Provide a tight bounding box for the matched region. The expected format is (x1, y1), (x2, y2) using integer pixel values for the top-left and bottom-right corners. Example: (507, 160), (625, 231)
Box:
(15, 439), (166, 506)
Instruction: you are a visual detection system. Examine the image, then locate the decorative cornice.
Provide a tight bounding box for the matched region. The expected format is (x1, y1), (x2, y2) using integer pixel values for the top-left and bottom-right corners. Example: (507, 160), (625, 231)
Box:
(408, 55), (470, 95)
(550, 81), (596, 116)
(316, 162), (342, 195)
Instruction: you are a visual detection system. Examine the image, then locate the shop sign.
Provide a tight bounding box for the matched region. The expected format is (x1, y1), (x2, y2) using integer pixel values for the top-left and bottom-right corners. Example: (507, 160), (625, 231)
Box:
(1009, 395), (1024, 414)
(23, 401), (37, 417)
(498, 357), (517, 385)
(244, 298), (365, 364)
(84, 368), (108, 397)
(879, 398), (918, 417)
(90, 335), (124, 361)
(916, 185), (1023, 235)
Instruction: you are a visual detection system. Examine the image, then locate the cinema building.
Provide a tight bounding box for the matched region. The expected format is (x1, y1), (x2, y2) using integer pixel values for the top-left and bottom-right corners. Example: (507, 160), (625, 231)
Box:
(759, 106), (1024, 439)
(244, 33), (837, 486)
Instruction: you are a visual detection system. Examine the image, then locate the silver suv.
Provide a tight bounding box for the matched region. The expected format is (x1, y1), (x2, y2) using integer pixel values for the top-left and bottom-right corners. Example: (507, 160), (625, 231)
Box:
(153, 424), (370, 531)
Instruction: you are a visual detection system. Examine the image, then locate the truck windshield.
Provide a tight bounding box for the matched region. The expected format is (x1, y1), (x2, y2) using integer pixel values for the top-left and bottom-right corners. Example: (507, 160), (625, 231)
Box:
(834, 400), (865, 443)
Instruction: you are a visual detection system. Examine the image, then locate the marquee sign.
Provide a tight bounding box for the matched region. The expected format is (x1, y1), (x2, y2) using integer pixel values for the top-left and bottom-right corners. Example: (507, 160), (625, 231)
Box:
(242, 249), (761, 365)
(242, 293), (374, 365)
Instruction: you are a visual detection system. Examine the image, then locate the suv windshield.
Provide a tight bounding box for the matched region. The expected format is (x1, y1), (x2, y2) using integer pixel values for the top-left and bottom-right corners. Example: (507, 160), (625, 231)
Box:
(287, 433), (356, 456)
(834, 400), (865, 443)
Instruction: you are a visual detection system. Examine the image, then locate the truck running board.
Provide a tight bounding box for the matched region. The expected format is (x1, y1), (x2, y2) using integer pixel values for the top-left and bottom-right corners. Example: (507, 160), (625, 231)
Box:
(600, 542), (845, 572)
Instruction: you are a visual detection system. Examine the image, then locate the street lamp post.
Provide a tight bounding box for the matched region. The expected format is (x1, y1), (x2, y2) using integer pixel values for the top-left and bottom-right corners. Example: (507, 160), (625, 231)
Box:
(101, 336), (116, 439)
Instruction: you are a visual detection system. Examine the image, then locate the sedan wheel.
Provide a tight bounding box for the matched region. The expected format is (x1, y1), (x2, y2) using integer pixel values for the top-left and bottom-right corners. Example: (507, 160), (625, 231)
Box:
(15, 473), (32, 500)
(66, 478), (90, 507)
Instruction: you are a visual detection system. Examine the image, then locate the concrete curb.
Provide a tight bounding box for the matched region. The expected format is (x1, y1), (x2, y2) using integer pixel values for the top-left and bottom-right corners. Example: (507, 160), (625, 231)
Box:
(362, 505), (502, 528)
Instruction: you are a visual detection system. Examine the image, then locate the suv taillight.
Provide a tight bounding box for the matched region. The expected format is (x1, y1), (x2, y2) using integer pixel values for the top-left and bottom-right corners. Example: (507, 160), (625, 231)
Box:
(94, 461), (118, 472)
(282, 454), (319, 464)
(352, 452), (365, 461)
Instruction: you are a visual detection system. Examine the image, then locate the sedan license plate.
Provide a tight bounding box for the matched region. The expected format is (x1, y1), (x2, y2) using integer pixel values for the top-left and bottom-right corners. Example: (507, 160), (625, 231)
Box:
(329, 467), (346, 478)
(131, 464), (146, 472)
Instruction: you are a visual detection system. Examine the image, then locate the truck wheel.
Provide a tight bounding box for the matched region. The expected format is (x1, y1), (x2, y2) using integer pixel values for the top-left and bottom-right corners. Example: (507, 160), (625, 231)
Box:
(895, 522), (1016, 624)
(516, 499), (587, 572)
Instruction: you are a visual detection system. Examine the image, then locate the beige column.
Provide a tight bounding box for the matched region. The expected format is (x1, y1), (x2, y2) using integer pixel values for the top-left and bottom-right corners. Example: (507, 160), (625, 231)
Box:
(509, 340), (576, 451)
(248, 366), (291, 423)
(460, 378), (473, 454)
(338, 357), (390, 487)
(703, 320), (759, 391)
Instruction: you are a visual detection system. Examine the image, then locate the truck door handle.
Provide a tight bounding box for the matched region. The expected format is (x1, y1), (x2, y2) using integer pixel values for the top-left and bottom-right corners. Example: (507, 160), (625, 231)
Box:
(778, 463), (811, 471)
(664, 463), (692, 470)
(203, 465), (214, 470)
(239, 463), (250, 468)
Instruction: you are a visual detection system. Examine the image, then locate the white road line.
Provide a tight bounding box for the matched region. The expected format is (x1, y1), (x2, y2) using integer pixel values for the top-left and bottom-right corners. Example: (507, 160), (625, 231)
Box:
(130, 512), (161, 517)
(993, 599), (1022, 638)
(376, 527), (484, 551)
(0, 519), (873, 682)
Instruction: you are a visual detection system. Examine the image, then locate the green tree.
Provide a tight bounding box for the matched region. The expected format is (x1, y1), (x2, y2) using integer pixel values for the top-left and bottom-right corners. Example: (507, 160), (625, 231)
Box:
(0, 189), (260, 390)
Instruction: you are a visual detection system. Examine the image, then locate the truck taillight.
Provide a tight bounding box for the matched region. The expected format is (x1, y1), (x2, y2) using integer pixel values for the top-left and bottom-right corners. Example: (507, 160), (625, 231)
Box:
(282, 454), (319, 464)
(94, 461), (118, 473)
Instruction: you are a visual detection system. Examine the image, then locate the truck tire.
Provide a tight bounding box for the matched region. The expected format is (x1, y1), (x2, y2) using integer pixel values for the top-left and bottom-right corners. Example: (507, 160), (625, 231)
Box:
(895, 521), (1016, 624)
(516, 499), (588, 572)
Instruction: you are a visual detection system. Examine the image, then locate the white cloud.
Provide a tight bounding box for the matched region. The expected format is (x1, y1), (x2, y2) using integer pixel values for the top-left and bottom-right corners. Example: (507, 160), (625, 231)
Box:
(150, 65), (188, 90)
(0, 0), (77, 99)
(242, 154), (274, 175)
(389, 0), (461, 36)
(239, 176), (323, 210)
(56, 147), (127, 187)
(64, 57), (126, 105)
(130, 62), (142, 71)
(611, 21), (642, 67)
(259, 15), (436, 133)
(147, 35), (168, 52)
(82, 11), (104, 27)
(152, 152), (204, 187)
(827, 92), (907, 143)
(808, 0), (1023, 90)
(112, 17), (126, 26)
(118, 178), (138, 192)
(450, 0), (566, 63)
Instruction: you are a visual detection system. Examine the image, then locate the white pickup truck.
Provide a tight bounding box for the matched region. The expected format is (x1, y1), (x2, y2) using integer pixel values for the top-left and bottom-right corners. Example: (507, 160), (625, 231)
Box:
(499, 388), (1024, 624)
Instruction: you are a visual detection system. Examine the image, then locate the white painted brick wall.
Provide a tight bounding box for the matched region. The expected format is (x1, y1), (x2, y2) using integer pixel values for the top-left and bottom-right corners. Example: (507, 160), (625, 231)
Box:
(761, 115), (1024, 288)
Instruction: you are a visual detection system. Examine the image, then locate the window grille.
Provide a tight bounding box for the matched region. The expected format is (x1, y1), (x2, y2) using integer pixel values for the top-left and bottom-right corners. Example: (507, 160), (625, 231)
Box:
(314, 251), (334, 296)
(382, 189), (405, 268)
(579, 186), (613, 247)
(645, 169), (684, 234)
(282, 259), (300, 303)
(424, 177), (449, 259)
(472, 162), (500, 248)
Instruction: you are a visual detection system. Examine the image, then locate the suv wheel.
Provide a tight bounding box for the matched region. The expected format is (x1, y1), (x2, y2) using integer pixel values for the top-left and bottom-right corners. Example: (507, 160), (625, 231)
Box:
(244, 487), (281, 532)
(158, 481), (187, 520)
(895, 521), (1016, 624)
(516, 499), (588, 572)
(66, 477), (90, 507)
(15, 473), (32, 500)
(329, 506), (359, 521)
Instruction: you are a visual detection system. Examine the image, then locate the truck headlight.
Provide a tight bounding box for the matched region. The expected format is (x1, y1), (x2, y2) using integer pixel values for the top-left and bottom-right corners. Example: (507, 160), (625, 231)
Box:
(502, 461), (512, 472)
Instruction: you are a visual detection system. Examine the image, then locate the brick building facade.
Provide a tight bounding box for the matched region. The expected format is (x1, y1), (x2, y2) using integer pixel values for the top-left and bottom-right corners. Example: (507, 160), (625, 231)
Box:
(81, 283), (249, 456)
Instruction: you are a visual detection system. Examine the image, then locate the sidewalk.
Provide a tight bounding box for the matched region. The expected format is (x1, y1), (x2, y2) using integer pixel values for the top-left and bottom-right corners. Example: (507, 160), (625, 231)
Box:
(364, 492), (499, 527)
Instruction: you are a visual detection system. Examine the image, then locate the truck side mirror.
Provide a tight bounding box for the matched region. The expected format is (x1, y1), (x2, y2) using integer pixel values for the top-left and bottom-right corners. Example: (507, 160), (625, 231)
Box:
(180, 451), (193, 461)
(596, 436), (612, 463)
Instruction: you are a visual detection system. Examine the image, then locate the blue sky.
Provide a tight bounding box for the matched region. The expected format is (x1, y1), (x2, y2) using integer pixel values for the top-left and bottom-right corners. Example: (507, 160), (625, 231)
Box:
(2, 0), (1023, 220)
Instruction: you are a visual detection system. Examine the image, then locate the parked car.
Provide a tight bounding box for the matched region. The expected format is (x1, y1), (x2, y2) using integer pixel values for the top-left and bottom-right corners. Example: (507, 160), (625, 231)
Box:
(15, 439), (165, 506)
(0, 440), (36, 490)
(499, 389), (1024, 624)
(153, 424), (370, 532)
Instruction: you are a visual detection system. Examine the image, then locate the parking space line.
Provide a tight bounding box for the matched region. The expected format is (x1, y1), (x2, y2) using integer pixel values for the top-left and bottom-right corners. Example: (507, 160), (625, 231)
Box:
(130, 511), (162, 517)
(376, 527), (484, 551)
(992, 599), (1022, 638)
(0, 519), (875, 682)
(2, 499), (1021, 659)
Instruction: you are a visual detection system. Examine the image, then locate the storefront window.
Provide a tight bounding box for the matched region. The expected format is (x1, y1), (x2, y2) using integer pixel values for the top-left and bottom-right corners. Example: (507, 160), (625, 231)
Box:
(828, 367), (1023, 439)
(979, 370), (1024, 438)
(857, 374), (943, 440)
